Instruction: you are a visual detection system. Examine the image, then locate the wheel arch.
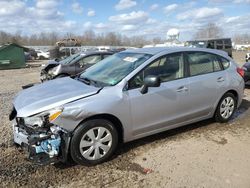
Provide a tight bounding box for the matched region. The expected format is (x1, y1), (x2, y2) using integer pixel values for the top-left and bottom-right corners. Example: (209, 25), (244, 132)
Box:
(226, 89), (238, 102)
(75, 113), (124, 144)
(213, 89), (239, 117)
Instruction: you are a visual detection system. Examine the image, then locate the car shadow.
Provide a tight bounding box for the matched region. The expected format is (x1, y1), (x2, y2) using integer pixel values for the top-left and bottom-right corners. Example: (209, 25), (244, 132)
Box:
(117, 98), (250, 156)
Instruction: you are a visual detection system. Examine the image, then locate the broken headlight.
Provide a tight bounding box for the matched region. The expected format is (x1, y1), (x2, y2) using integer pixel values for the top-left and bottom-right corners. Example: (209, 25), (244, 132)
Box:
(48, 66), (60, 75)
(23, 108), (63, 127)
(24, 116), (44, 127)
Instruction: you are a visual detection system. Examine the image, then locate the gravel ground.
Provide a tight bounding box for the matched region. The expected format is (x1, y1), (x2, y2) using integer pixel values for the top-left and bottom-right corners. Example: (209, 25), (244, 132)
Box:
(1, 52), (250, 188)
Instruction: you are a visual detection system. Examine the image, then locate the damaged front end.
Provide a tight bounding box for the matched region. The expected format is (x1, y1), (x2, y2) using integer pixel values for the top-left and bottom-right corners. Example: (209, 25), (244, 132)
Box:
(10, 107), (71, 165)
(40, 63), (60, 82)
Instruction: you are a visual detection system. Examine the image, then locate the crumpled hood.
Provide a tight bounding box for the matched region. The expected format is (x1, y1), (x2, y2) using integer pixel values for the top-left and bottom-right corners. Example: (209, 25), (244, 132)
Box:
(14, 77), (100, 117)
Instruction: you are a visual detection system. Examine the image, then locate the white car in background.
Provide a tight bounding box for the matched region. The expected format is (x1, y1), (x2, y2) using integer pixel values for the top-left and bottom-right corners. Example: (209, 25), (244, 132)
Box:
(36, 50), (50, 60)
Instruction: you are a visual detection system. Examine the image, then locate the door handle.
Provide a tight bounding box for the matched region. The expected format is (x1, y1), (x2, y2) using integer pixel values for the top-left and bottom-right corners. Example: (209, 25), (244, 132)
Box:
(176, 86), (188, 92)
(217, 77), (224, 82)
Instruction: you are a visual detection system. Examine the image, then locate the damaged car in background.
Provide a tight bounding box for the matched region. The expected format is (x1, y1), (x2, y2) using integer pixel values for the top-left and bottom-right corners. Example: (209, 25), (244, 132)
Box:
(40, 51), (113, 82)
(10, 47), (244, 165)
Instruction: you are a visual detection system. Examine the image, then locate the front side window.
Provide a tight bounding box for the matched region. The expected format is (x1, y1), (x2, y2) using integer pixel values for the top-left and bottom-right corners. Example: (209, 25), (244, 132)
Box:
(60, 53), (80, 64)
(187, 52), (223, 76)
(129, 53), (184, 89)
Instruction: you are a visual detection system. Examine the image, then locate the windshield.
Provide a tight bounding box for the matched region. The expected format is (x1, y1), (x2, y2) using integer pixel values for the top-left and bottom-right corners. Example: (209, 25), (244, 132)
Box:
(79, 52), (152, 86)
(59, 53), (81, 64)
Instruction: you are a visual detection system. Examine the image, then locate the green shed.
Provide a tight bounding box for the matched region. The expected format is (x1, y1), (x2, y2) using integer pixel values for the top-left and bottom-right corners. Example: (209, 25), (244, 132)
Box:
(0, 43), (29, 70)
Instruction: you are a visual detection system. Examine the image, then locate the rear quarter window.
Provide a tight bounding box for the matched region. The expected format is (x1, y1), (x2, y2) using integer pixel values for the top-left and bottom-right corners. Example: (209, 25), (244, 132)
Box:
(219, 57), (230, 69)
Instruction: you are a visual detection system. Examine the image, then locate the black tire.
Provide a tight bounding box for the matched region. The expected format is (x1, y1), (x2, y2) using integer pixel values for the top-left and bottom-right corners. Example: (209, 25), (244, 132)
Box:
(214, 92), (237, 123)
(39, 56), (45, 60)
(70, 119), (118, 165)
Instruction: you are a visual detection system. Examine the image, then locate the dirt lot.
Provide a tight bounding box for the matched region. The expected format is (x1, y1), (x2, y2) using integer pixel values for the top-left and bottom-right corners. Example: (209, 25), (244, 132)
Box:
(1, 52), (250, 188)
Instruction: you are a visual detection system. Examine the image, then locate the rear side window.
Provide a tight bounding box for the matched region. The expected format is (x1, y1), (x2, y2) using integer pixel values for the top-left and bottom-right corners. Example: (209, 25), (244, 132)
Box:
(187, 52), (223, 76)
(219, 57), (230, 69)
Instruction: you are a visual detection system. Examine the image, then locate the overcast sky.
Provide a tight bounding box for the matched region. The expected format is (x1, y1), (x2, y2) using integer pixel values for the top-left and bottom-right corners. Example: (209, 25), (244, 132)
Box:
(0, 0), (249, 40)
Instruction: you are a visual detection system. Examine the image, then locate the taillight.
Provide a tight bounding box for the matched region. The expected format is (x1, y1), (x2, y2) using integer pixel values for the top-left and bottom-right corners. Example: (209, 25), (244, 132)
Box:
(237, 67), (244, 77)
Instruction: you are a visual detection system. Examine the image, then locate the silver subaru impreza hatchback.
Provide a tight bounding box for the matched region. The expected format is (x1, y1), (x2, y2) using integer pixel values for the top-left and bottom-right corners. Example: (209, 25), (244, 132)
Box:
(10, 47), (244, 165)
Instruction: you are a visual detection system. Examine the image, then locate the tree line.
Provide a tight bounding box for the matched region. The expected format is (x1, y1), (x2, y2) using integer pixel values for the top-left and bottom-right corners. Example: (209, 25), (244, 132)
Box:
(0, 30), (164, 47)
(0, 23), (249, 47)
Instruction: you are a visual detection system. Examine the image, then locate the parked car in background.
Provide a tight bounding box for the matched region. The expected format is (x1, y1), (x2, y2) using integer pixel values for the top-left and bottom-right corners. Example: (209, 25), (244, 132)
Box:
(185, 38), (233, 57)
(40, 51), (113, 81)
(246, 52), (250, 62)
(36, 50), (50, 60)
(24, 48), (38, 61)
(10, 47), (244, 166)
(242, 61), (250, 82)
(56, 38), (81, 47)
(29, 48), (38, 60)
(24, 52), (31, 61)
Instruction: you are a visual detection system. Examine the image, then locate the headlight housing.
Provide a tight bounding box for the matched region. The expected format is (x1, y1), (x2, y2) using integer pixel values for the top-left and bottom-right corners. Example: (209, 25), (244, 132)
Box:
(23, 108), (63, 127)
(49, 65), (60, 75)
(24, 116), (44, 127)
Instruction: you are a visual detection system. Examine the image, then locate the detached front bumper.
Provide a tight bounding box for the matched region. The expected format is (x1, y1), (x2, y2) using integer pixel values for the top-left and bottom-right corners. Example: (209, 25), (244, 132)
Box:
(12, 119), (71, 165)
(13, 122), (28, 146)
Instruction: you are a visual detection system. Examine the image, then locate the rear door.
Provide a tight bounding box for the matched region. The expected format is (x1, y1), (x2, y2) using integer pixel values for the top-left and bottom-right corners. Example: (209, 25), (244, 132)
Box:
(186, 51), (225, 118)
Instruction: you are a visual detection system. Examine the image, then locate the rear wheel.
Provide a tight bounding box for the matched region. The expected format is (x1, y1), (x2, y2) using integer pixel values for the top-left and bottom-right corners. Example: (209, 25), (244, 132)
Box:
(70, 119), (118, 165)
(39, 56), (45, 60)
(215, 93), (236, 123)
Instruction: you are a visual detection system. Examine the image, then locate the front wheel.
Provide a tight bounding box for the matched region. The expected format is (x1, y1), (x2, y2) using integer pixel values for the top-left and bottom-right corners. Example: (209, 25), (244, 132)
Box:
(215, 93), (237, 123)
(70, 119), (118, 165)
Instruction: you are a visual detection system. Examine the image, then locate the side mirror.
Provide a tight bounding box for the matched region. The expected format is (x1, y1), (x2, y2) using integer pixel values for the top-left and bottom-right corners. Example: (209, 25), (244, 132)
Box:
(140, 75), (161, 94)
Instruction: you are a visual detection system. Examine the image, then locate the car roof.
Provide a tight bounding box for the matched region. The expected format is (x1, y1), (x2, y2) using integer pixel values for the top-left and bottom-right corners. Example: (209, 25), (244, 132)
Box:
(80, 51), (114, 56)
(124, 47), (229, 57)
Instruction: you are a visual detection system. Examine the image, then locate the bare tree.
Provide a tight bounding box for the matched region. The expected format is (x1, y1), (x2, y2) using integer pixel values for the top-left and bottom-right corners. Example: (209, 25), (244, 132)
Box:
(194, 23), (223, 39)
(0, 29), (153, 47)
(233, 34), (250, 44)
(152, 37), (164, 44)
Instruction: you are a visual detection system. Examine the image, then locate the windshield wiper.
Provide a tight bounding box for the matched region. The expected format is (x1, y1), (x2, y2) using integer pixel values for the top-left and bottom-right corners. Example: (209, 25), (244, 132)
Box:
(78, 77), (98, 86)
(78, 77), (91, 85)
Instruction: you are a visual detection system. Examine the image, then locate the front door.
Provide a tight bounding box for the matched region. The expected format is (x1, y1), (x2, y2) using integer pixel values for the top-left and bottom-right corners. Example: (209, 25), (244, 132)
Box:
(126, 53), (191, 138)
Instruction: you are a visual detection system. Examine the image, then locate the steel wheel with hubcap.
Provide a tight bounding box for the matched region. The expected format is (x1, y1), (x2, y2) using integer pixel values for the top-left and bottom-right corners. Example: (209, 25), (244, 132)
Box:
(79, 127), (112, 161)
(70, 119), (118, 165)
(215, 93), (236, 123)
(220, 97), (235, 119)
